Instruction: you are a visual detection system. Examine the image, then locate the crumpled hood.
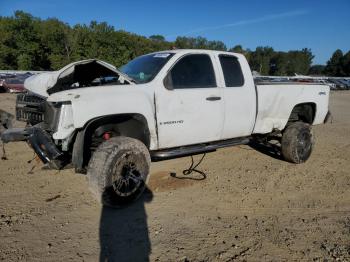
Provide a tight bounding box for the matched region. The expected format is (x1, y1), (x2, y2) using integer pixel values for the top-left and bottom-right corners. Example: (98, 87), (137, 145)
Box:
(24, 71), (58, 97)
(24, 59), (133, 98)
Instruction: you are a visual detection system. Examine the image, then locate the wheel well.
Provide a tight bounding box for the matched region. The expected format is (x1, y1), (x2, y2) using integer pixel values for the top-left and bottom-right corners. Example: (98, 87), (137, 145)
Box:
(72, 114), (150, 171)
(288, 103), (316, 124)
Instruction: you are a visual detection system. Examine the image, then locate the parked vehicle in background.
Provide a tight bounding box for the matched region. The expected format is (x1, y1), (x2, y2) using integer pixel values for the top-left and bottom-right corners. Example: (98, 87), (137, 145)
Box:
(323, 80), (336, 90)
(1, 50), (331, 208)
(0, 80), (6, 93)
(327, 79), (347, 90)
(0, 73), (32, 93)
(0, 74), (15, 93)
(1, 78), (25, 93)
(0, 73), (16, 79)
(337, 79), (350, 89)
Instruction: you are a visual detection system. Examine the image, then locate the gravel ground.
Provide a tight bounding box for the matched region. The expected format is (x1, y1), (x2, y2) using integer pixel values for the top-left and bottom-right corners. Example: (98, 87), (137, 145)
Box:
(0, 91), (349, 261)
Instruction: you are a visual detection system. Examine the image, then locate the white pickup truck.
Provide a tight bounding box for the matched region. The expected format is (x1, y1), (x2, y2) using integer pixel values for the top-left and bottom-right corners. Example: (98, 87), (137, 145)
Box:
(1, 49), (330, 207)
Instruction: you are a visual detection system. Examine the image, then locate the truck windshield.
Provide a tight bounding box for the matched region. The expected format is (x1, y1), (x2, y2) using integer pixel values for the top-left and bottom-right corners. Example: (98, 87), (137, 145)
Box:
(120, 53), (174, 83)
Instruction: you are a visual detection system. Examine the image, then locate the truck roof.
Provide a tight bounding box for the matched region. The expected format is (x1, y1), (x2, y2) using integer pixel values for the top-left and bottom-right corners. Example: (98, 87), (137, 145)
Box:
(150, 49), (244, 58)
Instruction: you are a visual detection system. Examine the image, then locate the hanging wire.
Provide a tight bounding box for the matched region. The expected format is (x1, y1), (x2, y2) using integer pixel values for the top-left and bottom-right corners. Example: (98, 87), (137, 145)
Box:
(183, 153), (206, 176)
(27, 152), (36, 164)
(27, 152), (38, 174)
(1, 143), (7, 160)
(171, 153), (207, 180)
(27, 165), (36, 175)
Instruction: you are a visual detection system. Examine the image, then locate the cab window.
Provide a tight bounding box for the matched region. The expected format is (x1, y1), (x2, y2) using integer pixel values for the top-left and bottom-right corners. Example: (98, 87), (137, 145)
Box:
(219, 55), (244, 87)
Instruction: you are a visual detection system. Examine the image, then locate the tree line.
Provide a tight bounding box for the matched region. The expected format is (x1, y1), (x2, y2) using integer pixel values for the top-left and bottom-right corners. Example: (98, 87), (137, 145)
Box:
(0, 11), (349, 76)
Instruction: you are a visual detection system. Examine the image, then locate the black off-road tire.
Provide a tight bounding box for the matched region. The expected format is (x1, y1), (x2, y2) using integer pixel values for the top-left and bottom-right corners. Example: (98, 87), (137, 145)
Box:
(281, 122), (314, 163)
(87, 136), (151, 208)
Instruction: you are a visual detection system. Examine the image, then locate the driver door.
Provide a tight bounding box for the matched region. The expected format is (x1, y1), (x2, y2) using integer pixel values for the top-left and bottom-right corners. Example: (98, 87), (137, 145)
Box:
(155, 53), (224, 149)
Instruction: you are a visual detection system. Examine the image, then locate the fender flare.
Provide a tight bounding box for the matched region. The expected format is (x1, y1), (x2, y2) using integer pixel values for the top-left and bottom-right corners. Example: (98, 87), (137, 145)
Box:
(72, 114), (151, 172)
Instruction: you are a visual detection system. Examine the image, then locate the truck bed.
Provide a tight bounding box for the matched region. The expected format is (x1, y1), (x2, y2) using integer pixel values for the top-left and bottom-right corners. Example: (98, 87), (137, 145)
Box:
(252, 83), (330, 134)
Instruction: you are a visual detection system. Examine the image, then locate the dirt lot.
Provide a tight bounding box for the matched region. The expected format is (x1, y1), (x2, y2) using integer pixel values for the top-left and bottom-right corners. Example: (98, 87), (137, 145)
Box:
(0, 92), (349, 261)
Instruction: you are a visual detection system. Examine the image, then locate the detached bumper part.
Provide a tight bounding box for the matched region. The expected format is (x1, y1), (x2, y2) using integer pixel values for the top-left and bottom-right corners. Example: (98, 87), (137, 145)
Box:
(1, 128), (30, 142)
(1, 127), (62, 164)
(0, 109), (14, 130)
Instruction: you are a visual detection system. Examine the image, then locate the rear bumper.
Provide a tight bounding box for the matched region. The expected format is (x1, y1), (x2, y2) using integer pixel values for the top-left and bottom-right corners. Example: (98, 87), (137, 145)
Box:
(1, 127), (62, 164)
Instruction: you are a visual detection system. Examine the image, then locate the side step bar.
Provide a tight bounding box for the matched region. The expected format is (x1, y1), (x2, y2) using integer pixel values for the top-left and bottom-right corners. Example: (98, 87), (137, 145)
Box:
(151, 137), (251, 161)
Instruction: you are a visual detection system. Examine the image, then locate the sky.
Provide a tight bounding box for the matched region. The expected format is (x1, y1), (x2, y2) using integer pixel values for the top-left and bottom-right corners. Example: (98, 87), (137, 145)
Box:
(1, 0), (350, 64)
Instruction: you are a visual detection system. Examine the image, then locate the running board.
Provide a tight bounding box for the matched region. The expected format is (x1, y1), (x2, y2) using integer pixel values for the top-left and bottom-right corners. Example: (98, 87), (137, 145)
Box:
(151, 137), (250, 161)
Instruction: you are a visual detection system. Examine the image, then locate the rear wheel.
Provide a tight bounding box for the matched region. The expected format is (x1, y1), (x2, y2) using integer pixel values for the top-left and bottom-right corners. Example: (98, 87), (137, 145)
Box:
(87, 136), (150, 208)
(281, 122), (314, 163)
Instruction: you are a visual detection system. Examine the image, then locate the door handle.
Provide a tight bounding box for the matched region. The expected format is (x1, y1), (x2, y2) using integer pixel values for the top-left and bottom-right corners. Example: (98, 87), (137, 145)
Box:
(206, 96), (221, 101)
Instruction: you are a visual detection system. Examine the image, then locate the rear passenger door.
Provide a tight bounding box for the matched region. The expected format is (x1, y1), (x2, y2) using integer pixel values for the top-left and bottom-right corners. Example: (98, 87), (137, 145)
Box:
(156, 53), (224, 148)
(218, 54), (256, 139)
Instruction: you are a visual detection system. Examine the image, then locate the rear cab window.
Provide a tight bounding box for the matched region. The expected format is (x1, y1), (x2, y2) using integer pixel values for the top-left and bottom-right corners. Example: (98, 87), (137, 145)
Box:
(219, 55), (244, 87)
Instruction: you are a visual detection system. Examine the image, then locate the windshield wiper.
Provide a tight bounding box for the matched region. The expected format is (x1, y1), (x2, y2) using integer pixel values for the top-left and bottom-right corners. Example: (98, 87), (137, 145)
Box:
(127, 77), (139, 84)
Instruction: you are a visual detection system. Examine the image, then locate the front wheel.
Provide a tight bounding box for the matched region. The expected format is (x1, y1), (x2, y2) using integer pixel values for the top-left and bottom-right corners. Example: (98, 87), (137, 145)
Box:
(281, 122), (314, 163)
(87, 136), (151, 208)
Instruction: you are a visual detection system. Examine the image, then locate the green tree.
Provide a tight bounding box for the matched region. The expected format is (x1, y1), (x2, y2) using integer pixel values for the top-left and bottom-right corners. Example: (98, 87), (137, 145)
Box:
(39, 18), (73, 69)
(174, 36), (226, 51)
(0, 11), (45, 70)
(0, 10), (346, 76)
(229, 45), (251, 61)
(285, 48), (314, 75)
(207, 40), (226, 51)
(229, 45), (244, 53)
(0, 16), (17, 69)
(308, 65), (325, 75)
(325, 49), (344, 76)
(149, 35), (165, 42)
(340, 51), (350, 76)
(269, 52), (288, 75)
(249, 46), (274, 75)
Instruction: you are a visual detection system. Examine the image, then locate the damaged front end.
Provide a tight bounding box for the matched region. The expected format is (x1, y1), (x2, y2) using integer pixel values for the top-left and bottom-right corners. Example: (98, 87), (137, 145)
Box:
(1, 127), (62, 164)
(1, 92), (66, 168)
(24, 59), (133, 97)
(1, 59), (134, 169)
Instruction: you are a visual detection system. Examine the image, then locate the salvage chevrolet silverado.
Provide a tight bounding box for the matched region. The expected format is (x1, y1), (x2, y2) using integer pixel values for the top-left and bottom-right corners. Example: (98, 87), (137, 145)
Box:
(1, 50), (330, 207)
